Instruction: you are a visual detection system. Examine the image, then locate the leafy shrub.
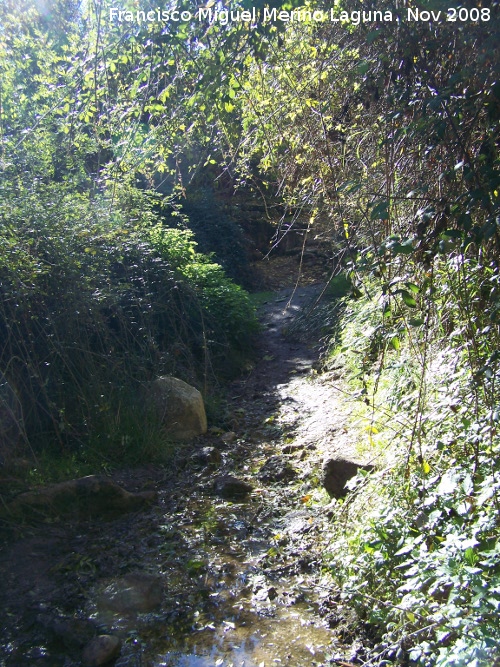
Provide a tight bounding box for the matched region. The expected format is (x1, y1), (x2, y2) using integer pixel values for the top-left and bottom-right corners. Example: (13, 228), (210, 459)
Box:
(179, 187), (252, 287)
(324, 258), (500, 666)
(149, 225), (258, 370)
(0, 183), (257, 463)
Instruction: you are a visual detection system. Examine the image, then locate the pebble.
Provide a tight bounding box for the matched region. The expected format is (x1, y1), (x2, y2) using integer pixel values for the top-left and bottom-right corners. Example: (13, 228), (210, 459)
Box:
(213, 475), (253, 499)
(82, 635), (121, 666)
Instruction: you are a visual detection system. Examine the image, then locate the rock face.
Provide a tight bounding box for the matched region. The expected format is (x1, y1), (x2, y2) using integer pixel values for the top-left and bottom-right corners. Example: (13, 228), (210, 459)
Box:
(148, 376), (207, 441)
(82, 635), (121, 666)
(6, 475), (156, 520)
(321, 458), (374, 499)
(213, 475), (253, 500)
(257, 456), (297, 483)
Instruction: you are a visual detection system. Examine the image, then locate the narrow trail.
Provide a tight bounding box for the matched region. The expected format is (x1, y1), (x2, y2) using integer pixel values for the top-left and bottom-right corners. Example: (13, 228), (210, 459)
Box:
(0, 284), (364, 667)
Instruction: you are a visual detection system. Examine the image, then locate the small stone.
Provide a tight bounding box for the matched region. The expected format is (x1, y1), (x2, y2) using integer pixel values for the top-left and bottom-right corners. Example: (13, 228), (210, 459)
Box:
(82, 635), (121, 666)
(257, 456), (297, 483)
(97, 573), (163, 614)
(282, 443), (302, 454)
(267, 586), (278, 600)
(321, 458), (374, 498)
(213, 475), (253, 499)
(191, 446), (222, 468)
(253, 587), (269, 601)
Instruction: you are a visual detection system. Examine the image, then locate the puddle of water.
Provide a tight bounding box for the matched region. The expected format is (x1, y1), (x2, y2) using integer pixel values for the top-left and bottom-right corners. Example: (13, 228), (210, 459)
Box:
(150, 605), (331, 666)
(88, 483), (333, 667)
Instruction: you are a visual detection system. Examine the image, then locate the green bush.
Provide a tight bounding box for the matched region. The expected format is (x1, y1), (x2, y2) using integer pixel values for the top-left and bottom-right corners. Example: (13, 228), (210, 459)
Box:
(179, 187), (251, 287)
(149, 225), (258, 370)
(0, 184), (257, 465)
(324, 258), (500, 666)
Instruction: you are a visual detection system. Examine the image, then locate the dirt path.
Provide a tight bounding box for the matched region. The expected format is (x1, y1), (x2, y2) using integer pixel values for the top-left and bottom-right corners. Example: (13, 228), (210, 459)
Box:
(0, 285), (366, 667)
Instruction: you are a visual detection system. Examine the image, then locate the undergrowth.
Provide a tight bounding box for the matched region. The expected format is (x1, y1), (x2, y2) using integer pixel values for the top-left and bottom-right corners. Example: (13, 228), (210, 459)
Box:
(324, 256), (500, 666)
(0, 181), (257, 475)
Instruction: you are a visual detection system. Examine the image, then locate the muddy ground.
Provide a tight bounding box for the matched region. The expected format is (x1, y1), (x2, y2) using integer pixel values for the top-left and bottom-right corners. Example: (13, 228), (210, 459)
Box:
(0, 272), (373, 667)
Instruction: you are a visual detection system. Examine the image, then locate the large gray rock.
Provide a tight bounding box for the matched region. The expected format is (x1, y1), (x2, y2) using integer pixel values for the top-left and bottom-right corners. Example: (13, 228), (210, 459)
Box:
(321, 458), (374, 498)
(5, 475), (156, 520)
(148, 376), (207, 441)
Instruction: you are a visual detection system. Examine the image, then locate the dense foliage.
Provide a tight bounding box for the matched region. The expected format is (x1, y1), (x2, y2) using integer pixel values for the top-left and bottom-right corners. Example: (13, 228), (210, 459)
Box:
(0, 0), (258, 465)
(0, 181), (257, 461)
(1, 0), (499, 663)
(325, 268), (500, 665)
(230, 2), (499, 664)
(218, 1), (499, 663)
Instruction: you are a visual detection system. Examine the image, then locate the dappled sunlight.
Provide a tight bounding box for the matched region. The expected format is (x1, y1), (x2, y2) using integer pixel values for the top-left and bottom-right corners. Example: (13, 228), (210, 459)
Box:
(1, 0), (498, 664)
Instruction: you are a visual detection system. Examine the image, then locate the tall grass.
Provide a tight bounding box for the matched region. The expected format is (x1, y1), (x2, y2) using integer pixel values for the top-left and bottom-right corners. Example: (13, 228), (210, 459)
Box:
(0, 183), (257, 475)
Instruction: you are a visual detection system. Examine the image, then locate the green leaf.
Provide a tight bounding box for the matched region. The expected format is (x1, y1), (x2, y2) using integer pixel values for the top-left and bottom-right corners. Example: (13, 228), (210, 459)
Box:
(464, 547), (478, 566)
(390, 336), (400, 351)
(158, 89), (170, 102)
(442, 229), (462, 239)
(366, 29), (382, 43)
(357, 61), (371, 75)
(371, 201), (390, 221)
(400, 290), (417, 308)
(393, 241), (414, 255)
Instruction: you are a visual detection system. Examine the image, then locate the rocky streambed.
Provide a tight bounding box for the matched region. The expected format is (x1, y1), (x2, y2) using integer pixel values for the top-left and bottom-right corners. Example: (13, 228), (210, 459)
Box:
(0, 284), (373, 667)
